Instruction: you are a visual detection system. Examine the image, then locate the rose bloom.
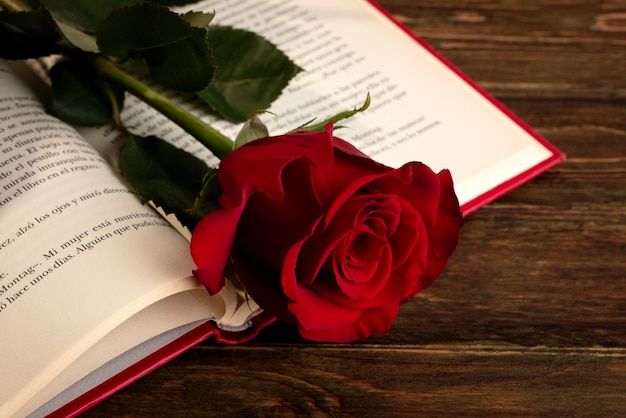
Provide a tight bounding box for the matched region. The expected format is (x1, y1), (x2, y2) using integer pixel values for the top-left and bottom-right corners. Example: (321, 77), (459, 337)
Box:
(191, 125), (463, 342)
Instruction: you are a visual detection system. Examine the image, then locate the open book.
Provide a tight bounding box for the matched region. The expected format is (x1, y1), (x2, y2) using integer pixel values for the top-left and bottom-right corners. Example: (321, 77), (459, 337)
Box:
(0, 0), (564, 416)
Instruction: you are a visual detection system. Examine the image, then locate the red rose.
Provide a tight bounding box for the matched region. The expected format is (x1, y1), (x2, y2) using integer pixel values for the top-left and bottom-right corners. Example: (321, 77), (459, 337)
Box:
(191, 125), (463, 342)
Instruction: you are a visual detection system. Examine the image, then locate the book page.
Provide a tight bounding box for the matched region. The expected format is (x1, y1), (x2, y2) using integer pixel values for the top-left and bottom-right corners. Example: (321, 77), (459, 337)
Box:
(173, 0), (556, 210)
(0, 61), (224, 416)
(24, 289), (214, 417)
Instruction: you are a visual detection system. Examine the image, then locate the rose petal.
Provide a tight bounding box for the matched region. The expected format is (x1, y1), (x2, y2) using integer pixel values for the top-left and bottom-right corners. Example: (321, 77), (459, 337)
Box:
(383, 197), (421, 267)
(368, 162), (442, 227)
(349, 195), (420, 268)
(310, 136), (391, 209)
(334, 238), (393, 300)
(281, 236), (308, 303)
(297, 302), (400, 343)
(411, 169), (463, 296)
(191, 186), (252, 294)
(234, 161), (322, 272)
(218, 127), (335, 205)
(294, 198), (364, 286)
(309, 205), (429, 309)
(336, 229), (386, 282)
(231, 247), (295, 322)
(287, 281), (364, 329)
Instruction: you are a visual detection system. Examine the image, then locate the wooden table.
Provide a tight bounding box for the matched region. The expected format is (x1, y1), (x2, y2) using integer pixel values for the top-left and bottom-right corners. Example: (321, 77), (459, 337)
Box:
(84, 1), (626, 416)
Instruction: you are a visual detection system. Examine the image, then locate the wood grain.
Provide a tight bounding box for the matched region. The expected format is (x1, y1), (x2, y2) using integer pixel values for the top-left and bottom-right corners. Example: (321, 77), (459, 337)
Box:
(84, 1), (626, 416)
(85, 346), (626, 417)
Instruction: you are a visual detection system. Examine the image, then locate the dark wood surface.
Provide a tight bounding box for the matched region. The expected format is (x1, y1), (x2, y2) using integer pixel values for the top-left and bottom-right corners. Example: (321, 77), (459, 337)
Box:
(84, 1), (626, 416)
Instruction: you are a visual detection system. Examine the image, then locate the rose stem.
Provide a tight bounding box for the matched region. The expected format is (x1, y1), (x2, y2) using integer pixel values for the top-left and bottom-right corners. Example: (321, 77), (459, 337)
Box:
(91, 57), (233, 159)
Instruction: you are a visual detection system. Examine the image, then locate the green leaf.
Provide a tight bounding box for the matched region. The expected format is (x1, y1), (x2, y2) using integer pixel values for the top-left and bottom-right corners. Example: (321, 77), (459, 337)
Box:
(40, 0), (146, 33)
(196, 25), (302, 122)
(54, 19), (99, 52)
(119, 133), (213, 230)
(180, 10), (215, 29)
(96, 3), (215, 92)
(47, 59), (124, 126)
(289, 93), (372, 133)
(233, 114), (270, 150)
(0, 7), (67, 59)
(36, 1), (206, 34)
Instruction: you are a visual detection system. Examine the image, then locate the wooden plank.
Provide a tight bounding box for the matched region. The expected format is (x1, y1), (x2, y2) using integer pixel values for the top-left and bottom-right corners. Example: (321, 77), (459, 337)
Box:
(83, 346), (626, 417)
(384, 1), (626, 98)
